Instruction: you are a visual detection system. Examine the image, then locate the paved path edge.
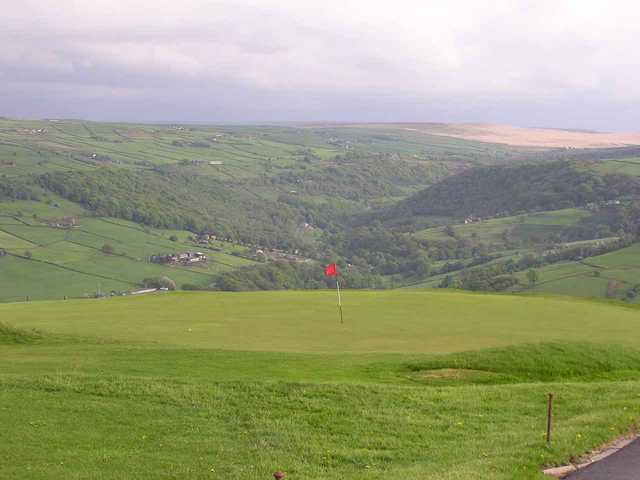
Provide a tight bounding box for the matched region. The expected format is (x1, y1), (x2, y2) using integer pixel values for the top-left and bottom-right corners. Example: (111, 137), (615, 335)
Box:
(543, 433), (639, 478)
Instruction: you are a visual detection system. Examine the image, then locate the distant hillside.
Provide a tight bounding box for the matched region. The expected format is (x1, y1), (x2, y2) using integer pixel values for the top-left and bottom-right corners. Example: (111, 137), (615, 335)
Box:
(5, 118), (640, 301)
(36, 167), (306, 248)
(385, 161), (640, 227)
(386, 123), (640, 148)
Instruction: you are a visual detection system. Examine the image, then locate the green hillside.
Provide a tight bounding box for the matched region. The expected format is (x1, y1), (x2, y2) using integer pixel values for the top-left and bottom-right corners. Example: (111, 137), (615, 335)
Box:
(0, 118), (551, 301)
(2, 291), (640, 479)
(5, 118), (640, 301)
(413, 208), (590, 245)
(513, 242), (640, 300)
(0, 213), (253, 302)
(385, 161), (640, 228)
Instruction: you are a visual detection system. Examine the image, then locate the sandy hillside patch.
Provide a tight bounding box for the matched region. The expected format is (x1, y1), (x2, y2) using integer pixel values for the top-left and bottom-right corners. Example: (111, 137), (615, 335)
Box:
(400, 123), (640, 148)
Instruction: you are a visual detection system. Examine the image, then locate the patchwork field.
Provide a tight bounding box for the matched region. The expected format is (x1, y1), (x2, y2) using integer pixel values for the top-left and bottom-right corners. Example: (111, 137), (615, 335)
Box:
(412, 208), (590, 246)
(2, 291), (640, 479)
(589, 157), (640, 177)
(514, 243), (640, 299)
(0, 214), (253, 302)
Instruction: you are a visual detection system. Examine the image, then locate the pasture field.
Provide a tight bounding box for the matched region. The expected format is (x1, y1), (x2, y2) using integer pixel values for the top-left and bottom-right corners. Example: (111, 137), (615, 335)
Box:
(2, 291), (640, 479)
(514, 243), (640, 299)
(0, 118), (511, 181)
(412, 208), (589, 245)
(0, 217), (254, 302)
(589, 157), (640, 177)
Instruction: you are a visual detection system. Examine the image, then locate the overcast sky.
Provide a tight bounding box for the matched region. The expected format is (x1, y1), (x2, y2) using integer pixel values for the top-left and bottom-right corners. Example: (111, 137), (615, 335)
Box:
(2, 0), (640, 130)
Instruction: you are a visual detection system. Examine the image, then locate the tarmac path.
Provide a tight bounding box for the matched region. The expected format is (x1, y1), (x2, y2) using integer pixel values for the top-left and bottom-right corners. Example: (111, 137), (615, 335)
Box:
(566, 438), (640, 479)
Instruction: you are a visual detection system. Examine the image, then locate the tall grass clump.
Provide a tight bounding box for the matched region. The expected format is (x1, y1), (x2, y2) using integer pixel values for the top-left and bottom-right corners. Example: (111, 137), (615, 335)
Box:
(0, 321), (43, 344)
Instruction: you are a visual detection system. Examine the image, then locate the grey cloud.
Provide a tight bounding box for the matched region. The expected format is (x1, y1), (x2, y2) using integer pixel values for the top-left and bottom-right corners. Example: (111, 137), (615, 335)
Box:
(2, 0), (640, 129)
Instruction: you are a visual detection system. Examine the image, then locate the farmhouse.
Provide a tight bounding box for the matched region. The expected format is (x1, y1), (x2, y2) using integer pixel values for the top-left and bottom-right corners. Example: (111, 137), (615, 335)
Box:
(0, 249), (6, 257)
(586, 199), (623, 211)
(253, 248), (310, 263)
(181, 159), (206, 166)
(209, 161), (223, 166)
(150, 251), (207, 266)
(196, 233), (217, 244)
(47, 216), (79, 229)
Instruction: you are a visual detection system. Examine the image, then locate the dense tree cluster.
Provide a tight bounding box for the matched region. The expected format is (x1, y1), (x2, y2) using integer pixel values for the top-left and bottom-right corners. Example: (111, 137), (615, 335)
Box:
(388, 161), (640, 226)
(270, 154), (444, 201)
(210, 261), (386, 291)
(324, 223), (430, 277)
(36, 167), (306, 249)
(0, 177), (40, 201)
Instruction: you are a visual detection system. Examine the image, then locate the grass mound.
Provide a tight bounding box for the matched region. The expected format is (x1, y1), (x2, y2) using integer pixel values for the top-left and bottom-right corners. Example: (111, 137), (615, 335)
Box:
(406, 342), (640, 384)
(0, 321), (43, 344)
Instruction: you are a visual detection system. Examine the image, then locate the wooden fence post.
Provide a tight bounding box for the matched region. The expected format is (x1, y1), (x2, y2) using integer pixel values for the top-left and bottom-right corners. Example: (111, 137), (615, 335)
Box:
(546, 393), (554, 443)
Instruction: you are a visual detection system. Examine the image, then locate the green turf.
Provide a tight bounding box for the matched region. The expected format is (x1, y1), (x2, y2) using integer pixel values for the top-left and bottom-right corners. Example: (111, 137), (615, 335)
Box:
(4, 290), (640, 353)
(1, 291), (640, 479)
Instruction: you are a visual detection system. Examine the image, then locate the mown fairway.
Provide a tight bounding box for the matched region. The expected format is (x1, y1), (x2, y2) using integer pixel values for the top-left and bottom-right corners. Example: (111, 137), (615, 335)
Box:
(2, 291), (640, 480)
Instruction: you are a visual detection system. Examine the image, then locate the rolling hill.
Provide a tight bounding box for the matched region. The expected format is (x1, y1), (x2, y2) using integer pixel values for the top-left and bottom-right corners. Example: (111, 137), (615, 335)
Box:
(388, 123), (640, 148)
(4, 118), (640, 302)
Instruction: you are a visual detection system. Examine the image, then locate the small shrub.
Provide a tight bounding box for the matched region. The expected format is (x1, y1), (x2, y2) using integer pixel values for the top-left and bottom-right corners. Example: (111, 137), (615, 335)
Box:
(101, 244), (115, 255)
(143, 276), (177, 291)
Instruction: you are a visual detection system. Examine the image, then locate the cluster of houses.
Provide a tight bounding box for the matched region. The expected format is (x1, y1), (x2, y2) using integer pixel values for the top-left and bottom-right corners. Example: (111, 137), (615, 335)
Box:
(46, 217), (79, 229)
(254, 248), (310, 263)
(150, 251), (207, 266)
(207, 134), (226, 142)
(327, 137), (353, 149)
(195, 233), (217, 245)
(183, 160), (224, 166)
(0, 160), (16, 168)
(586, 199), (622, 211)
(463, 215), (483, 225)
(88, 153), (118, 164)
(21, 128), (48, 135)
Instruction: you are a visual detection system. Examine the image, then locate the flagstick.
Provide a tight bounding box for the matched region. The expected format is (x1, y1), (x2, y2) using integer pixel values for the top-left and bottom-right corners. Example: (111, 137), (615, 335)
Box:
(336, 277), (343, 324)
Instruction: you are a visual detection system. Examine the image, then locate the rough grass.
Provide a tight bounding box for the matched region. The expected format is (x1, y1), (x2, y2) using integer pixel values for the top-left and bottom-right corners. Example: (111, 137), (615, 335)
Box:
(0, 321), (42, 344)
(406, 343), (640, 384)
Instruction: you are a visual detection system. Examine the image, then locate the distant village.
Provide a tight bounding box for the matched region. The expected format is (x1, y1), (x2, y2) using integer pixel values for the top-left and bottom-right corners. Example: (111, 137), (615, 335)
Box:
(180, 159), (224, 166)
(585, 199), (622, 210)
(45, 216), (80, 229)
(150, 251), (207, 266)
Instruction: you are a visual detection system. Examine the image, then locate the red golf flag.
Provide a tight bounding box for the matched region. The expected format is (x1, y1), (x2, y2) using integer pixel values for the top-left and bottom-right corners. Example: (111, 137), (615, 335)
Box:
(325, 263), (338, 277)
